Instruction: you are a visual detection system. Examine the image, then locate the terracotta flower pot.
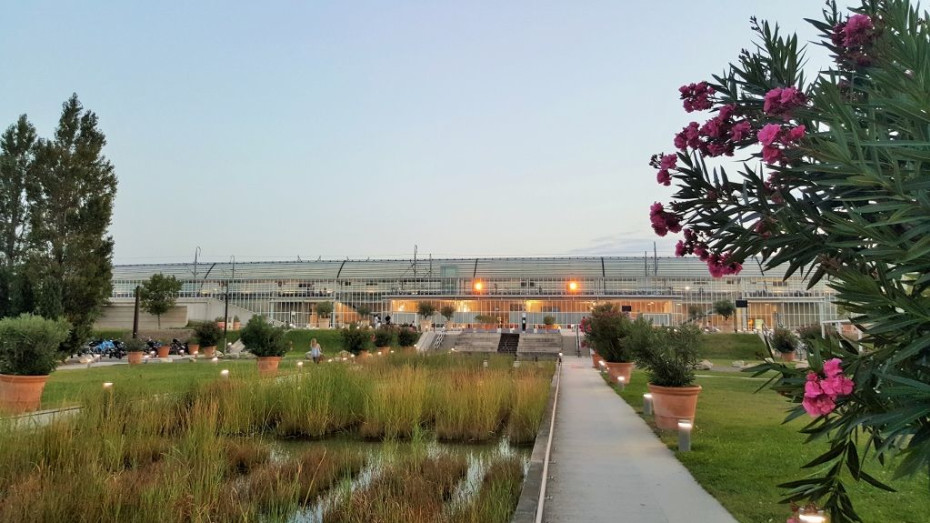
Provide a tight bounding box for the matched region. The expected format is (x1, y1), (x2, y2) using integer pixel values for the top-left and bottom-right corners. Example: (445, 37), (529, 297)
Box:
(0, 374), (49, 414)
(187, 344), (200, 355)
(647, 383), (702, 430)
(233, 322), (241, 330)
(376, 346), (390, 356)
(127, 351), (144, 365)
(591, 352), (602, 369)
(402, 346), (416, 354)
(203, 346), (216, 358)
(780, 351), (796, 362)
(606, 362), (635, 385)
(216, 321), (226, 330)
(357, 350), (370, 360)
(157, 346), (170, 358)
(256, 356), (282, 376)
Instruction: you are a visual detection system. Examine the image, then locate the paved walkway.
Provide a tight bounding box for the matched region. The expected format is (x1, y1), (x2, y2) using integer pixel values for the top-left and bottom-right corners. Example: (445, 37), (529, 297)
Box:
(544, 355), (737, 523)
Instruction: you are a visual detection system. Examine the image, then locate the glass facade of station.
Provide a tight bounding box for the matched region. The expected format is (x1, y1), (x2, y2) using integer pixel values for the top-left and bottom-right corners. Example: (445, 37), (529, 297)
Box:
(110, 257), (838, 330)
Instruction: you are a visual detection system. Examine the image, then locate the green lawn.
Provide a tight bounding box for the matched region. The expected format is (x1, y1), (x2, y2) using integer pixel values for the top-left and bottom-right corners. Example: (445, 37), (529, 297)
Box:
(699, 333), (766, 360)
(92, 328), (407, 353)
(43, 358), (309, 409)
(611, 370), (930, 523)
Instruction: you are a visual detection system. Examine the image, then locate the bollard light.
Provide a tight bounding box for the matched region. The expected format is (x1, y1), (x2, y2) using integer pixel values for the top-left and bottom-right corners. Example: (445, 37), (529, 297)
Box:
(643, 393), (653, 416)
(616, 375), (626, 391)
(513, 360), (521, 368)
(327, 358), (333, 363)
(798, 509), (828, 523)
(220, 369), (230, 379)
(297, 361), (304, 369)
(390, 350), (395, 353)
(678, 420), (693, 452)
(483, 360), (489, 368)
(102, 382), (113, 389)
(211, 357), (219, 364)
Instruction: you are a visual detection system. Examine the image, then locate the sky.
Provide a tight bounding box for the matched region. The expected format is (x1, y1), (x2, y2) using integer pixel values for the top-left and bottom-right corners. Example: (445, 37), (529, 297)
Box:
(0, 1), (831, 264)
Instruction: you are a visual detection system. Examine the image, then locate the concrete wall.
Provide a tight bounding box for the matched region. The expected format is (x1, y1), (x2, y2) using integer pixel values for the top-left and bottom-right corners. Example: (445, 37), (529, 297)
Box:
(93, 298), (257, 331)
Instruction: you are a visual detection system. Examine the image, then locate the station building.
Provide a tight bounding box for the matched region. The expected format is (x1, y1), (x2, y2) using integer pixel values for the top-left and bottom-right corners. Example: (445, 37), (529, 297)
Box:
(104, 256), (839, 331)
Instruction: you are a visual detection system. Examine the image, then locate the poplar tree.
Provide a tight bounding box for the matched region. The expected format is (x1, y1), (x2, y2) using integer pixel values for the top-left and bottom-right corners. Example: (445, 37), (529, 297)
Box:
(28, 94), (117, 352)
(0, 116), (38, 317)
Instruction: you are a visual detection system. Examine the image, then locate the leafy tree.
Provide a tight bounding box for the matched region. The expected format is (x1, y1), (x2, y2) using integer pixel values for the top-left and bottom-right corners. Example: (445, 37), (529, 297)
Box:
(648, 1), (930, 518)
(473, 314), (496, 324)
(416, 301), (436, 319)
(542, 315), (556, 326)
(440, 304), (455, 323)
(713, 299), (737, 331)
(139, 273), (182, 329)
(0, 116), (38, 318)
(28, 95), (117, 352)
(356, 304), (371, 318)
(686, 304), (705, 322)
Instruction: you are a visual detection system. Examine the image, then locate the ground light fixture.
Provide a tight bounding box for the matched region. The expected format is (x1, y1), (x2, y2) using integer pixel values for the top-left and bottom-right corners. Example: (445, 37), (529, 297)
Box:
(678, 420), (693, 452)
(102, 382), (113, 389)
(798, 509), (828, 523)
(211, 357), (219, 364)
(297, 361), (304, 369)
(643, 393), (653, 415)
(220, 369), (230, 379)
(616, 375), (626, 391)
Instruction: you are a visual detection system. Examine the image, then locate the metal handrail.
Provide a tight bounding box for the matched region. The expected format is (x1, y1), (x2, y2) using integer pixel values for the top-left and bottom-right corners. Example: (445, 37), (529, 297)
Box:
(535, 358), (562, 523)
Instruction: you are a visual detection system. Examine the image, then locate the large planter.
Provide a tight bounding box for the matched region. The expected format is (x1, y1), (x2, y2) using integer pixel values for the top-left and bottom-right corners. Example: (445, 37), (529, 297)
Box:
(605, 362), (635, 385)
(216, 321), (226, 330)
(233, 322), (241, 331)
(127, 351), (144, 365)
(402, 346), (416, 355)
(780, 351), (795, 362)
(0, 374), (49, 414)
(591, 352), (605, 370)
(647, 383), (702, 430)
(256, 356), (282, 377)
(157, 346), (170, 358)
(376, 346), (390, 356)
(203, 346), (217, 358)
(188, 343), (200, 356)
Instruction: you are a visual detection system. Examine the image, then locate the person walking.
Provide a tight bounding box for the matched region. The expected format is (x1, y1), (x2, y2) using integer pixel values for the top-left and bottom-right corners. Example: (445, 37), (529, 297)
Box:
(309, 338), (322, 364)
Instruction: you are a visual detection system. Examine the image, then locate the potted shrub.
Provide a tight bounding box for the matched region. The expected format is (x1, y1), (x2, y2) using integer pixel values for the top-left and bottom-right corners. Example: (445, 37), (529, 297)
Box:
(194, 321), (222, 358)
(316, 302), (334, 328)
(124, 337), (147, 365)
(232, 315), (241, 330)
(340, 324), (370, 356)
(440, 304), (455, 328)
(771, 327), (799, 361)
(215, 316), (226, 330)
(156, 339), (170, 359)
(373, 326), (395, 355)
(543, 315), (557, 332)
(239, 315), (288, 376)
(397, 326), (419, 353)
(0, 314), (70, 413)
(356, 305), (372, 326)
(187, 334), (200, 356)
(417, 301), (436, 331)
(586, 304), (635, 385)
(633, 323), (703, 429)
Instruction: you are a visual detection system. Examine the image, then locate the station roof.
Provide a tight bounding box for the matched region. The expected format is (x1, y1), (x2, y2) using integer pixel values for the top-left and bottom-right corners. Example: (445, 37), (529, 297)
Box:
(112, 256), (800, 282)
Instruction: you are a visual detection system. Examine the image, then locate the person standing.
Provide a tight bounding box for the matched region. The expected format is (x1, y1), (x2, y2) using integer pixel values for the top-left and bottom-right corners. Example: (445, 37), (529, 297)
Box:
(309, 338), (322, 364)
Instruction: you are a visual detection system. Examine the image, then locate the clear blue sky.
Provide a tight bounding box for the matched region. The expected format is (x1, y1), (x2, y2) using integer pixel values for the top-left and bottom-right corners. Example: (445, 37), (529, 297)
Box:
(0, 1), (828, 264)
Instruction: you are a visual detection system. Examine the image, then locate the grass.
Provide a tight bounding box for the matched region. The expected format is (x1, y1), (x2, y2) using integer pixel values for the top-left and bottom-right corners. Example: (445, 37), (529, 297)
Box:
(448, 456), (525, 523)
(608, 370), (930, 523)
(3, 354), (552, 521)
(699, 332), (766, 361)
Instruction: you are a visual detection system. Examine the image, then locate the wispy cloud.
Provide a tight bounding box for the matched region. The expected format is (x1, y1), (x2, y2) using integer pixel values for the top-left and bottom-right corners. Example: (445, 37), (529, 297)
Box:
(568, 233), (678, 256)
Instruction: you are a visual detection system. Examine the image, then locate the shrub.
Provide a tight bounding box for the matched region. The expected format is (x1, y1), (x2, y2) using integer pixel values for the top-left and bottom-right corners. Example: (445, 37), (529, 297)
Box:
(239, 316), (288, 358)
(0, 314), (70, 375)
(316, 302), (333, 318)
(440, 305), (455, 322)
(584, 304), (632, 363)
(194, 321), (222, 347)
(542, 315), (555, 327)
(373, 326), (395, 348)
(797, 325), (821, 343)
(340, 324), (369, 355)
(123, 338), (147, 353)
(474, 314), (496, 325)
(770, 327), (798, 354)
(634, 324), (702, 387)
(397, 327), (419, 347)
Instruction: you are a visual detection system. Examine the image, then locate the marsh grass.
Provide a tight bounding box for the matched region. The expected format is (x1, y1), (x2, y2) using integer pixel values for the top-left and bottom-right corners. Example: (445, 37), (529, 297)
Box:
(0, 355), (552, 521)
(325, 453), (469, 522)
(448, 456), (525, 523)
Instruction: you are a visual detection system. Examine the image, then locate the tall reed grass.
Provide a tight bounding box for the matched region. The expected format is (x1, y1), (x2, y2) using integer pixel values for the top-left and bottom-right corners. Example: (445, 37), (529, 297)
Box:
(448, 456), (525, 523)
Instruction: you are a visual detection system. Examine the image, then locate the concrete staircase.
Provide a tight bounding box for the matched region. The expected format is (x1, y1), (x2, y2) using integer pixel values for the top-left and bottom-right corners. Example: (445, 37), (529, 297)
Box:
(497, 333), (519, 355)
(446, 332), (501, 353)
(517, 333), (563, 358)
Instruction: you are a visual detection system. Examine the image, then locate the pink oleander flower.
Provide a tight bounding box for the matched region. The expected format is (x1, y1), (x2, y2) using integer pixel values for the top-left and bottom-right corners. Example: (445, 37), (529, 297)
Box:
(757, 124), (782, 146)
(674, 122), (701, 151)
(730, 120), (752, 141)
(680, 81), (714, 112)
(764, 87), (807, 116)
(844, 14), (874, 47)
(656, 169), (671, 186)
(802, 359), (855, 417)
(675, 240), (687, 257)
(660, 154), (677, 170)
(786, 124), (806, 142)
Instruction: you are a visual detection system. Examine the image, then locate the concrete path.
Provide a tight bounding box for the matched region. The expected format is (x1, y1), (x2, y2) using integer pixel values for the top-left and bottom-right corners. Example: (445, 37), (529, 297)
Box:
(544, 355), (737, 523)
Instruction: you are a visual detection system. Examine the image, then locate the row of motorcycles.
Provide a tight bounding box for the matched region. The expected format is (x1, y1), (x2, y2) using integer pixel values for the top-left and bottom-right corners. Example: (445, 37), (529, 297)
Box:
(82, 338), (188, 359)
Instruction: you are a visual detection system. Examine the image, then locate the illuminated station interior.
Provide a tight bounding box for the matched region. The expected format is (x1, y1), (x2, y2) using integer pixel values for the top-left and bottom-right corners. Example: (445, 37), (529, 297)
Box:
(111, 256), (839, 330)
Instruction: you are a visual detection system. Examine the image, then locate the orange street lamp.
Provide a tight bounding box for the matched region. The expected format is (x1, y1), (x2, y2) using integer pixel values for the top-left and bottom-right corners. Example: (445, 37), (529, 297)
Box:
(473, 281), (484, 293)
(568, 281), (579, 292)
